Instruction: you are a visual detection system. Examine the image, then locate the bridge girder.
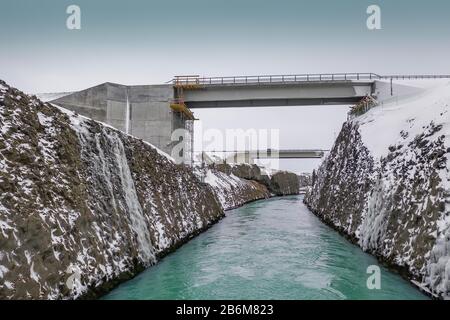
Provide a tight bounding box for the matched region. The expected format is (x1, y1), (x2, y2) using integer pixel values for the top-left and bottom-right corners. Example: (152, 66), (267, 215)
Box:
(181, 81), (375, 109)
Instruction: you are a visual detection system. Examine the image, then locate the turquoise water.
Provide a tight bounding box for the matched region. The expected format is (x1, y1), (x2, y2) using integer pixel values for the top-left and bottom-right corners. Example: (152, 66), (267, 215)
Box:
(104, 196), (427, 300)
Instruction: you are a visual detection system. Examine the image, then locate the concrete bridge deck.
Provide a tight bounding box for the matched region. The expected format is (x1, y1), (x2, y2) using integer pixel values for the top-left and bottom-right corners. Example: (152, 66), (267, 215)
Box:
(173, 73), (378, 108)
(230, 149), (326, 159)
(197, 149), (327, 165)
(172, 73), (450, 109)
(226, 149), (326, 164)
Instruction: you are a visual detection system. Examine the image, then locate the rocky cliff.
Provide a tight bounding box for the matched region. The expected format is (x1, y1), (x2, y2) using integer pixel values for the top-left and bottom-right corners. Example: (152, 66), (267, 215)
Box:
(298, 173), (312, 193)
(216, 163), (300, 196)
(0, 80), (228, 299)
(195, 166), (270, 210)
(305, 82), (450, 299)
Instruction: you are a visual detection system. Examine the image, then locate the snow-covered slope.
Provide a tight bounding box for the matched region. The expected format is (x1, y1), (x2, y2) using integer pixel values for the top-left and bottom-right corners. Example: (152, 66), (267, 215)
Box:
(195, 167), (270, 210)
(0, 80), (224, 299)
(305, 81), (449, 299)
(34, 92), (73, 102)
(360, 82), (449, 159)
(193, 162), (301, 211)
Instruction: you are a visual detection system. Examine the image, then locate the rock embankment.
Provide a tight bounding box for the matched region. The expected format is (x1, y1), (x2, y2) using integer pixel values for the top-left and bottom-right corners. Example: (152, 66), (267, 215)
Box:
(195, 166), (270, 210)
(0, 80), (226, 299)
(298, 173), (312, 193)
(215, 163), (300, 196)
(304, 83), (450, 299)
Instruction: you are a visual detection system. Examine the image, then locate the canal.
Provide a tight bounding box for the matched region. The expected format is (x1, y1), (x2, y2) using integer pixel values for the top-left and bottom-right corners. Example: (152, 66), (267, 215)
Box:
(104, 196), (427, 300)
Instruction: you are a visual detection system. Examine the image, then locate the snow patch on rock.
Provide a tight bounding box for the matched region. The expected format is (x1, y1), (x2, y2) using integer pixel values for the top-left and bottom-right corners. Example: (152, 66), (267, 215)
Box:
(195, 167), (270, 210)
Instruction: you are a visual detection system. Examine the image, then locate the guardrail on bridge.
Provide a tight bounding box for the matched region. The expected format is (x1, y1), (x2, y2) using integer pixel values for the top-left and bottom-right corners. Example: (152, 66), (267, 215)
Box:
(170, 73), (450, 86)
(171, 73), (381, 86)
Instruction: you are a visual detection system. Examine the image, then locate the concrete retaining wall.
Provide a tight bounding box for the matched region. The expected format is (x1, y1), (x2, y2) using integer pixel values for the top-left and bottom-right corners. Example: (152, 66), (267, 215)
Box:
(52, 83), (178, 155)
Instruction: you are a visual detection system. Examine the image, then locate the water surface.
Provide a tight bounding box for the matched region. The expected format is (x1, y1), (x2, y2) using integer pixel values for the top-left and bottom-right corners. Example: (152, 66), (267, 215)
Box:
(104, 196), (427, 300)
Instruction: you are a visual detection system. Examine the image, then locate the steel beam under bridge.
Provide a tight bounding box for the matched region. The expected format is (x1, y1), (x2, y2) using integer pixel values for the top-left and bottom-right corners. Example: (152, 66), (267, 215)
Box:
(222, 149), (326, 164)
(173, 73), (377, 108)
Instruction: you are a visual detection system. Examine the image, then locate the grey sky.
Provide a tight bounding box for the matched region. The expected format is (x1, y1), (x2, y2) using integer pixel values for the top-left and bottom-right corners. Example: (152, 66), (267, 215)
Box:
(1, 0), (450, 92)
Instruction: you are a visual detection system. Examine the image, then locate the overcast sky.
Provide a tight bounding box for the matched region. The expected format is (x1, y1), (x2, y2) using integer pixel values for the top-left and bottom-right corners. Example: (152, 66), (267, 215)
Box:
(2, 0), (450, 92)
(1, 0), (449, 172)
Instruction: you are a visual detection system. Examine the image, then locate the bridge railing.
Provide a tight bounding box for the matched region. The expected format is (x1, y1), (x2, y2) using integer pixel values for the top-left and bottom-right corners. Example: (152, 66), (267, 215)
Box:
(172, 73), (382, 86)
(379, 74), (450, 80)
(171, 73), (450, 86)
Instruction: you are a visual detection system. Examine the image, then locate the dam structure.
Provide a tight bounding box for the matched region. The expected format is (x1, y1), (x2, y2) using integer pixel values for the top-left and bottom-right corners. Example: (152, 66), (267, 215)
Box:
(49, 73), (448, 163)
(50, 82), (186, 157)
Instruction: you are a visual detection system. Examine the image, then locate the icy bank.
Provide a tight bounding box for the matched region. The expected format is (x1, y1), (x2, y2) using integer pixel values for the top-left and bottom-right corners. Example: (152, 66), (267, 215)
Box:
(206, 163), (301, 197)
(195, 166), (270, 210)
(305, 81), (450, 298)
(0, 80), (224, 299)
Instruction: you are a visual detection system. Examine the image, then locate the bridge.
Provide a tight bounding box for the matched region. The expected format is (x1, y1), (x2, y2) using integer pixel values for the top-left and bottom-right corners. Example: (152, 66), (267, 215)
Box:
(171, 73), (450, 109)
(196, 149), (327, 165)
(49, 72), (450, 164)
(172, 73), (377, 109)
(227, 149), (326, 164)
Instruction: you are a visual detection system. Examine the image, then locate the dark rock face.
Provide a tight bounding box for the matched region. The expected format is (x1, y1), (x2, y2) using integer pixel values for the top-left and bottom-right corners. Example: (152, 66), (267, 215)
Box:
(304, 120), (449, 298)
(0, 80), (224, 299)
(269, 171), (301, 196)
(298, 173), (312, 193)
(227, 163), (300, 196)
(304, 122), (374, 236)
(214, 163), (232, 176)
(231, 164), (262, 181)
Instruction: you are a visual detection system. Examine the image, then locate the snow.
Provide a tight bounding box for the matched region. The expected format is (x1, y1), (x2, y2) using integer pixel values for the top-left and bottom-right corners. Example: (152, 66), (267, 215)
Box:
(357, 80), (450, 159)
(0, 265), (8, 279)
(105, 130), (155, 264)
(258, 166), (277, 178)
(0, 121), (11, 134)
(154, 220), (170, 249)
(30, 262), (40, 282)
(0, 219), (13, 238)
(204, 169), (222, 188)
(34, 92), (73, 102)
(197, 167), (268, 210)
(37, 112), (53, 127)
(142, 140), (174, 162)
